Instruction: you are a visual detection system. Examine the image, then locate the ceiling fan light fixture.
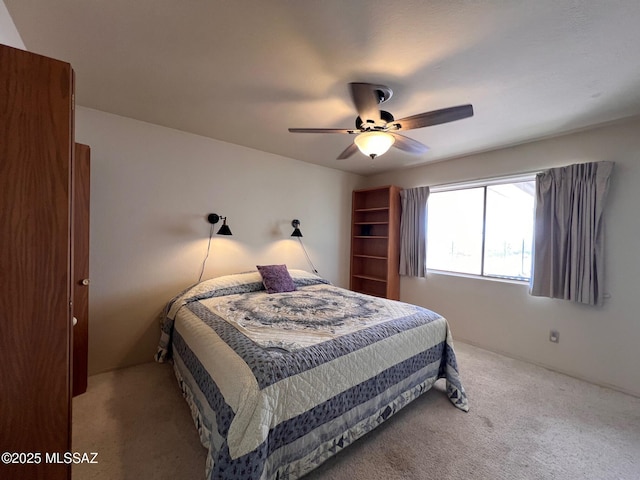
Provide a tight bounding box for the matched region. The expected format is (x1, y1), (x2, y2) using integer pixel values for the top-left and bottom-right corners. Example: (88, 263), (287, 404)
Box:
(354, 131), (395, 159)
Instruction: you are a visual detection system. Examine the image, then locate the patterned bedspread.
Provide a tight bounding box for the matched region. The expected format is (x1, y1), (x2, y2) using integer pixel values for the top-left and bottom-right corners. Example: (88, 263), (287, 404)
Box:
(156, 269), (467, 480)
(198, 284), (430, 351)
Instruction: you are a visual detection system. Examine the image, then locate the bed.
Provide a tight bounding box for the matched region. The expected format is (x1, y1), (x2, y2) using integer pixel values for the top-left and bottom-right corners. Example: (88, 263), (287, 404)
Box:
(156, 268), (468, 480)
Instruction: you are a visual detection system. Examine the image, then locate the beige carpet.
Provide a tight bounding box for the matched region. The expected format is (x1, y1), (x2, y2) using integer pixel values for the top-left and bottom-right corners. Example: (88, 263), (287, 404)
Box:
(72, 342), (640, 480)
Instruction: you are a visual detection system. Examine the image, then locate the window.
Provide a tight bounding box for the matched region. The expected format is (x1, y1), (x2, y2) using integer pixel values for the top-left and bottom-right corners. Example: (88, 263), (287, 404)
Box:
(426, 178), (535, 281)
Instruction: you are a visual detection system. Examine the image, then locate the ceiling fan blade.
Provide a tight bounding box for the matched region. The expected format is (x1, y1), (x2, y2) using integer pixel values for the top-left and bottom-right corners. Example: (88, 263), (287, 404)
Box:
(349, 83), (381, 124)
(288, 128), (352, 134)
(337, 142), (359, 160)
(391, 133), (430, 155)
(395, 104), (474, 130)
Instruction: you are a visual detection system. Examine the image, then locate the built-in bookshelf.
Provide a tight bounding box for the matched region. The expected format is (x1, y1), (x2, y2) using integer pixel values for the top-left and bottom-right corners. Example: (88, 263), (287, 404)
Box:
(350, 185), (401, 300)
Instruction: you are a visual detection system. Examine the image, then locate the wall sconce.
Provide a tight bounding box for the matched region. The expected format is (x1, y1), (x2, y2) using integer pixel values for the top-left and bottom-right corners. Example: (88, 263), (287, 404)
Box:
(291, 219), (303, 237)
(207, 213), (232, 235)
(198, 212), (233, 283)
(290, 218), (318, 274)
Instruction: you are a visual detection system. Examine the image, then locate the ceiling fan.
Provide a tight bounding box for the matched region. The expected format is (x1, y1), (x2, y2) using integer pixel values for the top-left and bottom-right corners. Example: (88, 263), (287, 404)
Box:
(288, 82), (474, 160)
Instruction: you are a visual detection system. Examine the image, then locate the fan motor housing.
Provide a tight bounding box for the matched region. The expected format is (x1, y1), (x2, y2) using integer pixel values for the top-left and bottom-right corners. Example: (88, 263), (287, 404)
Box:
(356, 110), (395, 130)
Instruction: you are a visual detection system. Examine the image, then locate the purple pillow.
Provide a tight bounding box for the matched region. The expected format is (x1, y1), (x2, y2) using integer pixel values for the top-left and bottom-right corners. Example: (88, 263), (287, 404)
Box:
(256, 264), (296, 294)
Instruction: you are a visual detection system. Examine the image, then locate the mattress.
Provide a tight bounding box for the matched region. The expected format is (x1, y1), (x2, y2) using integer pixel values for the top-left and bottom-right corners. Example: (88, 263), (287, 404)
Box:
(156, 269), (468, 480)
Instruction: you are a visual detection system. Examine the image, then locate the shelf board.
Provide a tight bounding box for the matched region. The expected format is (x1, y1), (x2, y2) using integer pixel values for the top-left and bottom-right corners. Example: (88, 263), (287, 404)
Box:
(353, 254), (387, 260)
(351, 274), (387, 283)
(354, 235), (388, 239)
(354, 221), (388, 225)
(352, 288), (385, 298)
(354, 207), (389, 212)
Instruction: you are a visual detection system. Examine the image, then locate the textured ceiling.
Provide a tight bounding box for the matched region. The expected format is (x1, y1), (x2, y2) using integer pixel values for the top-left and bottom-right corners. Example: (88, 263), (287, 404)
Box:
(6, 1), (640, 176)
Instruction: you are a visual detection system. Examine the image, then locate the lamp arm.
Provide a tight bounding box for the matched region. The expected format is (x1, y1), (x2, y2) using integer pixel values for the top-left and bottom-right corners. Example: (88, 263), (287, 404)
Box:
(297, 237), (319, 275)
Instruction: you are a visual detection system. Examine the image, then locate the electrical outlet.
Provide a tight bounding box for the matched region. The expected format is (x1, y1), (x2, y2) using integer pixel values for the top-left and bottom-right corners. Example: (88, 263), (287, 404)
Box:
(549, 330), (560, 343)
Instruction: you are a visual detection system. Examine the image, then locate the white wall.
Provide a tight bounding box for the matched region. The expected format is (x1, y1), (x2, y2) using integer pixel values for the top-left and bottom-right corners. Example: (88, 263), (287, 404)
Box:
(365, 117), (640, 396)
(6, 0), (637, 394)
(0, 0), (24, 49)
(75, 107), (363, 374)
(2, 0), (364, 374)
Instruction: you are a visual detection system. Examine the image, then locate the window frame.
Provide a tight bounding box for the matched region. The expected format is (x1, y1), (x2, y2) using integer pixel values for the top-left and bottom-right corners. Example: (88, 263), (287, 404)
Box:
(426, 173), (537, 283)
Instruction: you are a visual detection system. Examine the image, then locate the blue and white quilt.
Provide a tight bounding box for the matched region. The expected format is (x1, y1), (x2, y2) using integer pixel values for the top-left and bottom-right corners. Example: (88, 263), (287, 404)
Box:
(156, 269), (468, 480)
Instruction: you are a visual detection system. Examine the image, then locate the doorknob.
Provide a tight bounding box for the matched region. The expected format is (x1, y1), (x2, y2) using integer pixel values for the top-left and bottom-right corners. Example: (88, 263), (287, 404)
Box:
(81, 279), (90, 286)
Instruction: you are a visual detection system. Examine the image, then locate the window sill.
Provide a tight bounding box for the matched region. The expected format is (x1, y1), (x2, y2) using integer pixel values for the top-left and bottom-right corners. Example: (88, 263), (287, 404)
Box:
(425, 269), (530, 286)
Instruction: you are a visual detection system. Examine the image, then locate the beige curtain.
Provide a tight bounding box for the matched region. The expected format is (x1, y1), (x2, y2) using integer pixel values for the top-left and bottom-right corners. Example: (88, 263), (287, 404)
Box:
(530, 161), (613, 305)
(399, 186), (430, 277)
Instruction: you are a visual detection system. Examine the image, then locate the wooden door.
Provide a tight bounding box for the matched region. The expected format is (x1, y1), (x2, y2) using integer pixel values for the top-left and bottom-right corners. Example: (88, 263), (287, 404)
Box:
(0, 44), (73, 480)
(73, 143), (90, 396)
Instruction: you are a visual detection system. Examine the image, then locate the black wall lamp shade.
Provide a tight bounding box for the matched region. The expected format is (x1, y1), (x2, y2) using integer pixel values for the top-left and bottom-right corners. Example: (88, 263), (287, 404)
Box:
(291, 219), (303, 237)
(207, 213), (233, 235)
